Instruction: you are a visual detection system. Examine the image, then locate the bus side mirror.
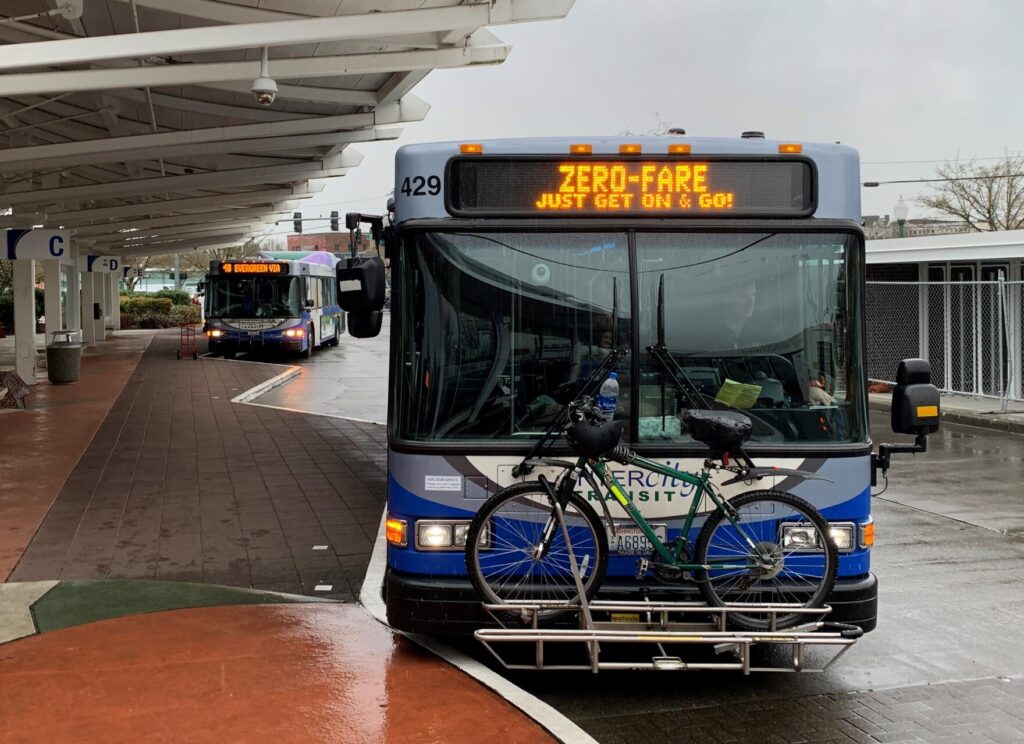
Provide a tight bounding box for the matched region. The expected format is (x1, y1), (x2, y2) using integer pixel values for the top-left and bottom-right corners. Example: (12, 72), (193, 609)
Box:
(891, 358), (941, 435)
(337, 257), (386, 312)
(872, 358), (941, 487)
(348, 310), (382, 338)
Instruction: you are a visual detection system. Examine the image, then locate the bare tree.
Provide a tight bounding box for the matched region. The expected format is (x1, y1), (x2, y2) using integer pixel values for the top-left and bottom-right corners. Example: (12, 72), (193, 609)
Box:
(919, 151), (1024, 231)
(123, 256), (150, 294)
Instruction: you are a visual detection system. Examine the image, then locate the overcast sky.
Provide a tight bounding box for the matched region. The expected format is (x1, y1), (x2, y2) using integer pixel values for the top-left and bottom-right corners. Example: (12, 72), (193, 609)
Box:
(301, 0), (1024, 230)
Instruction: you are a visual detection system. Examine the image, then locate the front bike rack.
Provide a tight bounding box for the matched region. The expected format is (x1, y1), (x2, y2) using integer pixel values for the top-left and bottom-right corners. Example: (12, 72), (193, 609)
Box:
(474, 499), (862, 673)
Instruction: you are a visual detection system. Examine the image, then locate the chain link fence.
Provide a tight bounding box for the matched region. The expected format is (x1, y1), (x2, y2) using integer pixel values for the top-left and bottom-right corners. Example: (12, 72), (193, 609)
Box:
(866, 279), (1023, 405)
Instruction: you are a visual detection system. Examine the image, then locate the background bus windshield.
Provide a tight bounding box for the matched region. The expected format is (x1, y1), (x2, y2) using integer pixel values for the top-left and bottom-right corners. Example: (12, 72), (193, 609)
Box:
(394, 231), (865, 446)
(207, 276), (303, 318)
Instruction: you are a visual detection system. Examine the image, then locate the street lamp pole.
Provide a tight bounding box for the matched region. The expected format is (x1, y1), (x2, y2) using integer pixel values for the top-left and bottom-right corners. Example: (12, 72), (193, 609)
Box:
(894, 195), (909, 238)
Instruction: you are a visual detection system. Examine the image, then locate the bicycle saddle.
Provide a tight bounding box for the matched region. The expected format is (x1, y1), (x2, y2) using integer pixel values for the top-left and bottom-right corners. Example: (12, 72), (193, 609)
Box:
(565, 406), (624, 459)
(680, 409), (752, 454)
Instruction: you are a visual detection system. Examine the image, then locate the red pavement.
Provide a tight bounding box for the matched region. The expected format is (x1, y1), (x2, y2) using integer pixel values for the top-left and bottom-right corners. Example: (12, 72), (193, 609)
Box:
(0, 602), (554, 743)
(0, 332), (556, 742)
(0, 333), (153, 579)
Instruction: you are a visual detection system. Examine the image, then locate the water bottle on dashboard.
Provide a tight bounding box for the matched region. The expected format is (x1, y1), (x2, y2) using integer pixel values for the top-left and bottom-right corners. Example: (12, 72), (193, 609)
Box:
(597, 372), (619, 418)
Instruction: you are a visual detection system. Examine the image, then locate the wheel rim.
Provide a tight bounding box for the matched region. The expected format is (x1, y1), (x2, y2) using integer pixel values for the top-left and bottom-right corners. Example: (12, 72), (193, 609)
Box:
(473, 492), (601, 607)
(701, 497), (832, 627)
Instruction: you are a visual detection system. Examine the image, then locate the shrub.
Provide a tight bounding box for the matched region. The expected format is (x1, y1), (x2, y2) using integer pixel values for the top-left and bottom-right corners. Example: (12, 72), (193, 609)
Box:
(134, 312), (177, 329)
(123, 296), (173, 315)
(169, 304), (201, 325)
(152, 288), (192, 306)
(120, 312), (135, 328)
(0, 289), (45, 329)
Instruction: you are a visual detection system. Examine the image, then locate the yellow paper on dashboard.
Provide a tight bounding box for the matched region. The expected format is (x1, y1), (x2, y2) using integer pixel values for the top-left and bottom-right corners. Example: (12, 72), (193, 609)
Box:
(715, 379), (762, 409)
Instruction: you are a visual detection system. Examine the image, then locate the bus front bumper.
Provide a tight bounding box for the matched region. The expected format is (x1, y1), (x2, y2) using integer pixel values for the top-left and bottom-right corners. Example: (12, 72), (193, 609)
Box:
(384, 569), (878, 636)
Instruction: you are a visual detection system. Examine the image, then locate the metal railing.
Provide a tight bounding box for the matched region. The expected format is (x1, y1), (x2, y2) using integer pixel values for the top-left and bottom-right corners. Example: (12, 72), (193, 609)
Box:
(866, 278), (1023, 405)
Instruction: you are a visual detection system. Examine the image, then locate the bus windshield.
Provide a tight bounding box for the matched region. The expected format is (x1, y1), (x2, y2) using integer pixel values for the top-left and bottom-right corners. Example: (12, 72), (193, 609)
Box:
(207, 275), (304, 318)
(394, 231), (865, 446)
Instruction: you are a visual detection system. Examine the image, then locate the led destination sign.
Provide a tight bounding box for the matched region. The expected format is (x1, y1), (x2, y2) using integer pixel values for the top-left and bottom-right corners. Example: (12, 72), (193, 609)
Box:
(219, 261), (286, 275)
(448, 158), (814, 217)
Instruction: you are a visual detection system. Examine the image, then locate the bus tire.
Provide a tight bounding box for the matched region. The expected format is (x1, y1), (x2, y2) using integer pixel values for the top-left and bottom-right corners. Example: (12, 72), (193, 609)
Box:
(303, 325), (314, 359)
(465, 481), (608, 623)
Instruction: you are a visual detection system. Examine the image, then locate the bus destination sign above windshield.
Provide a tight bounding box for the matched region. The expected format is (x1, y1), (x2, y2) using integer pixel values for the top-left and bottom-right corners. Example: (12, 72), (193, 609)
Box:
(219, 261), (287, 275)
(448, 158), (814, 217)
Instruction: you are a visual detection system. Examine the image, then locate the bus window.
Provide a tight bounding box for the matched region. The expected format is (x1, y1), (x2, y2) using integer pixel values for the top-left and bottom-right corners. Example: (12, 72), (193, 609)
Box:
(635, 232), (865, 444)
(394, 231), (631, 442)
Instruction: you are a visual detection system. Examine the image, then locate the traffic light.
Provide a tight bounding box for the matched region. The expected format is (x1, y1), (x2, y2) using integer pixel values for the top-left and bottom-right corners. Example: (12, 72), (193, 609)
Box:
(293, 211), (302, 233)
(330, 210), (339, 232)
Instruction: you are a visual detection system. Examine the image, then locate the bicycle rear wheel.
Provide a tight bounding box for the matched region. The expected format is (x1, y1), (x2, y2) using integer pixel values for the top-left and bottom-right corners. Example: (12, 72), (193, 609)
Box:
(465, 481), (608, 621)
(694, 490), (838, 630)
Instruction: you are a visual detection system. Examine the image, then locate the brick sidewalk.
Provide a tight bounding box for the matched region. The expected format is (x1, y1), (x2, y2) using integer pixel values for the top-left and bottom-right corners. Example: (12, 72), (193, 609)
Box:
(9, 334), (386, 601)
(582, 676), (1024, 744)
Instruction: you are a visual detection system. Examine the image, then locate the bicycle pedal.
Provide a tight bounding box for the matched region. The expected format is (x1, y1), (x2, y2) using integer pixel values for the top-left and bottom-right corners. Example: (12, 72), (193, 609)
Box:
(635, 558), (649, 580)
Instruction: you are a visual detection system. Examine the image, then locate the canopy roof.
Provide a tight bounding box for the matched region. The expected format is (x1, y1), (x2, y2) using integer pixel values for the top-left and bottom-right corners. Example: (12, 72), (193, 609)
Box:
(0, 0), (572, 259)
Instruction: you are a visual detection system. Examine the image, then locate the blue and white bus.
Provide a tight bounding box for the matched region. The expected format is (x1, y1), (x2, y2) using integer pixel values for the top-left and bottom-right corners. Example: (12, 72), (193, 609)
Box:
(376, 135), (928, 635)
(203, 253), (344, 358)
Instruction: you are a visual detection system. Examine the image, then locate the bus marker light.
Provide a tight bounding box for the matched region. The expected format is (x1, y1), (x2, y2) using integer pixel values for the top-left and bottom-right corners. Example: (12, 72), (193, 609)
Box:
(386, 517), (407, 547)
(860, 520), (875, 548)
(460, 143), (483, 154)
(668, 143), (691, 154)
(618, 143), (642, 155)
(778, 143), (803, 154)
(570, 143), (592, 155)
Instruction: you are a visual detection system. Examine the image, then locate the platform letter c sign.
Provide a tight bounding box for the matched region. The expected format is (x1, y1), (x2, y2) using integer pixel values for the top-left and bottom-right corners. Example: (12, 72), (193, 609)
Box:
(49, 234), (65, 257)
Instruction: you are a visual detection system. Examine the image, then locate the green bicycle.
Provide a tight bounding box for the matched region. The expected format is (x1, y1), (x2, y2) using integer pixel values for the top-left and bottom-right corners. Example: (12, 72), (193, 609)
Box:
(464, 398), (839, 631)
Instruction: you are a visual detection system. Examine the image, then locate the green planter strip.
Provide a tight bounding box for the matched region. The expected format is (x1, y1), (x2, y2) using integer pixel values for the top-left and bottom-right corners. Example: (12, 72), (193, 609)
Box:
(31, 580), (324, 633)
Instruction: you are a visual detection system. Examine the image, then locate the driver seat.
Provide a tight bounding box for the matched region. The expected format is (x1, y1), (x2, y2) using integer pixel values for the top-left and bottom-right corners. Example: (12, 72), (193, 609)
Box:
(680, 409), (752, 456)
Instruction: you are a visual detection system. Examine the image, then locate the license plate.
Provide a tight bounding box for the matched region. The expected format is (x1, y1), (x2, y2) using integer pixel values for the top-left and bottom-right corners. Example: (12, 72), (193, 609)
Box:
(612, 524), (666, 555)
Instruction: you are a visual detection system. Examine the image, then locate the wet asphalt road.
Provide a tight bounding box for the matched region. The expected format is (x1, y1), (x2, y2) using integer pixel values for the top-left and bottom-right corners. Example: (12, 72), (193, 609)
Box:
(472, 418), (1024, 732)
(244, 329), (1024, 739)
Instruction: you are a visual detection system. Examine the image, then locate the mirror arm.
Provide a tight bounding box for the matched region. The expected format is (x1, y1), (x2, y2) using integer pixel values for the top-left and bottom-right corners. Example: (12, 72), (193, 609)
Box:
(871, 431), (928, 487)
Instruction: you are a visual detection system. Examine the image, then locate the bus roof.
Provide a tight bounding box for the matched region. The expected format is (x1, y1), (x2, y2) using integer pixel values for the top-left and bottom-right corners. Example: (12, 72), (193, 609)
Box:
(394, 136), (861, 223)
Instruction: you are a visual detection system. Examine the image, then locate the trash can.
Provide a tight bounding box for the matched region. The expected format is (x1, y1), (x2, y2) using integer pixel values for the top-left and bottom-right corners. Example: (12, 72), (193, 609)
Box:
(46, 331), (82, 384)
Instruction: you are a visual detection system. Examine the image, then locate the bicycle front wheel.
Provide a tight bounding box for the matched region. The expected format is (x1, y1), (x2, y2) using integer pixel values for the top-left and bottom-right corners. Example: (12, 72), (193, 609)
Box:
(694, 490), (839, 630)
(465, 481), (608, 620)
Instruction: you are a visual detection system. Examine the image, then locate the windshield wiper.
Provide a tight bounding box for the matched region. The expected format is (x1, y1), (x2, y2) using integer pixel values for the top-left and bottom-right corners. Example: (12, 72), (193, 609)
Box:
(647, 274), (710, 412)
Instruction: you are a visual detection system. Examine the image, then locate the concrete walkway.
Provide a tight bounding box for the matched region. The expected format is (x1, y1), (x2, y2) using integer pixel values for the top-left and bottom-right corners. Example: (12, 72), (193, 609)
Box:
(0, 332), (153, 579)
(870, 391), (1024, 435)
(9, 333), (386, 601)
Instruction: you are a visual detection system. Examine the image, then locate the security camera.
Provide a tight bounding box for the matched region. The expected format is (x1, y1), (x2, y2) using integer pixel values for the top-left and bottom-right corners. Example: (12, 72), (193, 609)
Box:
(251, 76), (278, 106)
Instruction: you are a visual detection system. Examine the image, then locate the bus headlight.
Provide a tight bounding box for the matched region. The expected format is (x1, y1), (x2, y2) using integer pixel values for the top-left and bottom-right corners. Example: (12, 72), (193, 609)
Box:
(414, 520), (487, 551)
(780, 522), (856, 552)
(207, 329), (224, 338)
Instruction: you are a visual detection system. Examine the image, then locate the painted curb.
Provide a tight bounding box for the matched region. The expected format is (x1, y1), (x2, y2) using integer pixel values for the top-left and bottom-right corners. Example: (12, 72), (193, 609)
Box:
(224, 362), (302, 405)
(359, 512), (598, 744)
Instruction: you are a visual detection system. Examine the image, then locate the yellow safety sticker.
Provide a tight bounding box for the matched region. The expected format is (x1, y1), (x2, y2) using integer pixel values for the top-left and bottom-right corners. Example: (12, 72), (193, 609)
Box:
(610, 613), (640, 623)
(916, 405), (939, 418)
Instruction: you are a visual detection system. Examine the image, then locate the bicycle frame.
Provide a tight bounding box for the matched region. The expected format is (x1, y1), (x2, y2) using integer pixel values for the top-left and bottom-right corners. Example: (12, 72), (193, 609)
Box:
(583, 455), (768, 571)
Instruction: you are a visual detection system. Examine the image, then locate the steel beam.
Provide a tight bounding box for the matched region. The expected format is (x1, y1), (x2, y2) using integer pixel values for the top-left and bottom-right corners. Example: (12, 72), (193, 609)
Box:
(0, 44), (510, 97)
(0, 127), (401, 171)
(0, 2), (569, 71)
(2, 157), (356, 206)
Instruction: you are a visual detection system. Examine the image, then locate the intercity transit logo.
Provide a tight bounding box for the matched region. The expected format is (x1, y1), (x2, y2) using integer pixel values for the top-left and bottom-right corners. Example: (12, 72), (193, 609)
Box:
(576, 462), (699, 503)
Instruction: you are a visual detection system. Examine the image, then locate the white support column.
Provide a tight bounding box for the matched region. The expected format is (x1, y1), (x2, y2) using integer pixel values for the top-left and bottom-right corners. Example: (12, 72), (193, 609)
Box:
(81, 268), (96, 347)
(67, 246), (81, 339)
(94, 273), (106, 341)
(111, 273), (121, 331)
(44, 259), (62, 336)
(13, 259), (37, 384)
(102, 273), (111, 331)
